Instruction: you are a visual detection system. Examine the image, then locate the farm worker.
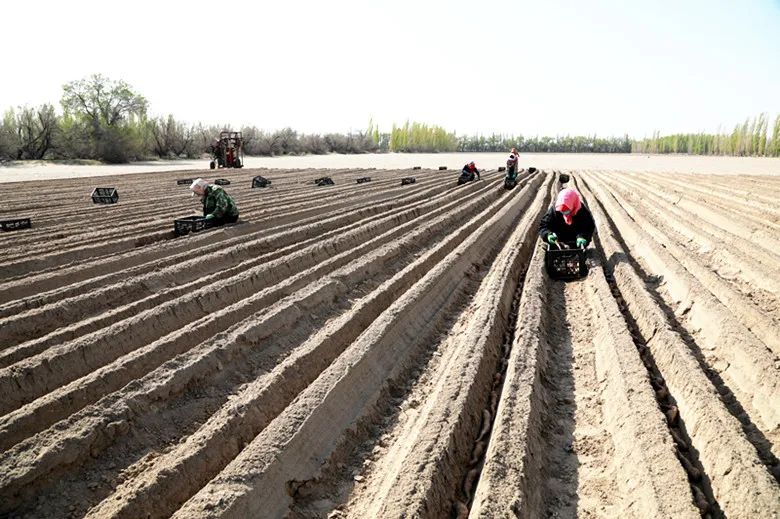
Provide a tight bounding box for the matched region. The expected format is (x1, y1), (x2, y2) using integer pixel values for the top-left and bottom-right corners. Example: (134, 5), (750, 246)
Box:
(462, 161), (481, 180)
(190, 178), (240, 225)
(538, 188), (595, 249)
(506, 154), (519, 180)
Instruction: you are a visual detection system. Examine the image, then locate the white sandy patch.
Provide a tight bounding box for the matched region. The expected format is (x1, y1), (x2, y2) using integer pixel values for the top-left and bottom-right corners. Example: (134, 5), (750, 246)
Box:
(1, 153), (778, 183)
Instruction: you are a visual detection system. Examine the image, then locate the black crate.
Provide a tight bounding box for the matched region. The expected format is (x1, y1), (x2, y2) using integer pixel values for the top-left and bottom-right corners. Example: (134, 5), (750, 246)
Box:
(356, 177), (372, 184)
(559, 173), (570, 184)
(438, 166), (447, 170)
(252, 176), (272, 188)
(91, 187), (119, 204)
(177, 178), (195, 185)
(174, 216), (212, 236)
(401, 177), (416, 185)
(314, 177), (334, 186)
(412, 166), (422, 170)
(1, 218), (32, 231)
(214, 178), (231, 186)
(498, 166), (506, 172)
(545, 247), (588, 280)
(528, 167), (538, 174)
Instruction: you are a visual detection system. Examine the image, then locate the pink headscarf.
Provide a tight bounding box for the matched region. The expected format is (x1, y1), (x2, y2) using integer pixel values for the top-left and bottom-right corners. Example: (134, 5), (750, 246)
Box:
(555, 188), (582, 225)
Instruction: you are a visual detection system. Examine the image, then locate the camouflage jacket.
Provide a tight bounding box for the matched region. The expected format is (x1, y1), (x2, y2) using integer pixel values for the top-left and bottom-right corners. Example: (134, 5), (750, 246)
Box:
(202, 185), (239, 219)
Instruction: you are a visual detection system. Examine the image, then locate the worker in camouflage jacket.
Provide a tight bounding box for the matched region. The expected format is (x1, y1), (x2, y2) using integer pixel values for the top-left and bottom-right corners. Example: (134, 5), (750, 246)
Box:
(190, 178), (239, 225)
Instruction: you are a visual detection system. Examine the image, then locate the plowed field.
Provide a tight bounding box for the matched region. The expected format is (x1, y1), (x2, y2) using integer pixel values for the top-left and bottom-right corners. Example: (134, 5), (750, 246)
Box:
(0, 167), (778, 519)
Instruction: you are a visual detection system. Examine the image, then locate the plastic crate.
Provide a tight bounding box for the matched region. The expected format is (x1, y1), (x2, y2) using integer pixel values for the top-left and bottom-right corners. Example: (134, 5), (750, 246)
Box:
(174, 216), (211, 236)
(498, 166), (506, 172)
(176, 178), (195, 185)
(252, 176), (272, 188)
(545, 246), (588, 280)
(559, 173), (570, 184)
(91, 187), (119, 204)
(527, 167), (538, 174)
(438, 166), (447, 170)
(314, 177), (334, 186)
(356, 177), (372, 184)
(412, 166), (422, 170)
(1, 218), (32, 231)
(214, 178), (231, 186)
(401, 177), (416, 185)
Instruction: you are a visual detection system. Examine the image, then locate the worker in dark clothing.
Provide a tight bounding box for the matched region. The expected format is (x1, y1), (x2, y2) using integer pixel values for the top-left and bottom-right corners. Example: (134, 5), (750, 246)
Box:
(506, 154), (519, 180)
(539, 188), (595, 249)
(462, 161), (481, 181)
(190, 178), (240, 226)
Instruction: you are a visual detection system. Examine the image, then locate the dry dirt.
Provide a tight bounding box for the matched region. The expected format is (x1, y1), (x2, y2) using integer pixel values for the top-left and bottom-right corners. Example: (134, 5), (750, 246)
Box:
(0, 165), (778, 518)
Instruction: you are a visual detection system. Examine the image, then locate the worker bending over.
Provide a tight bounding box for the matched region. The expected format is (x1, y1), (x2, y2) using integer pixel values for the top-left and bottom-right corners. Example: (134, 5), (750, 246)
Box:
(462, 161), (481, 181)
(190, 178), (239, 225)
(539, 188), (595, 249)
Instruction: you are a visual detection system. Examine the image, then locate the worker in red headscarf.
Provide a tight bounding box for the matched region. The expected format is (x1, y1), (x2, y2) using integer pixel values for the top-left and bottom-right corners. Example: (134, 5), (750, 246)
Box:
(539, 188), (595, 249)
(461, 161), (481, 181)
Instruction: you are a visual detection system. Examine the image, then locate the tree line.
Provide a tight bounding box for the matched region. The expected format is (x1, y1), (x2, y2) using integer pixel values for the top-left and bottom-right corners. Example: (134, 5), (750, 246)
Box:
(632, 113), (780, 157)
(1, 75), (777, 162)
(0, 75), (381, 163)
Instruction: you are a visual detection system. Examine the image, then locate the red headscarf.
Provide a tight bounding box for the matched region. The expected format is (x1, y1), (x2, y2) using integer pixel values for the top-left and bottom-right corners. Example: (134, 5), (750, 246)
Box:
(555, 188), (582, 225)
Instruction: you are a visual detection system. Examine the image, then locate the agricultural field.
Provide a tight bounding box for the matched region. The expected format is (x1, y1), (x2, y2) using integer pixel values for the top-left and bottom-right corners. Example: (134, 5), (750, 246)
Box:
(0, 166), (778, 518)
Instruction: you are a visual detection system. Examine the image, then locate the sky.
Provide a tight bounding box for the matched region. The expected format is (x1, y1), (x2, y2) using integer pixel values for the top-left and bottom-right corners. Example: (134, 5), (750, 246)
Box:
(1, 0), (778, 138)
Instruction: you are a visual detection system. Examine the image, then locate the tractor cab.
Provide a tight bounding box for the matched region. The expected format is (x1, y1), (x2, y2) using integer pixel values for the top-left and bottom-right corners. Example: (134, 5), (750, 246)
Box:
(209, 131), (244, 169)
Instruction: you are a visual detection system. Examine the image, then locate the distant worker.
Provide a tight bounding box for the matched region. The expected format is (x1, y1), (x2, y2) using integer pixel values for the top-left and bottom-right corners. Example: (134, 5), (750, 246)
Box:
(190, 178), (239, 225)
(462, 161), (481, 181)
(210, 139), (222, 163)
(506, 153), (519, 180)
(539, 188), (595, 249)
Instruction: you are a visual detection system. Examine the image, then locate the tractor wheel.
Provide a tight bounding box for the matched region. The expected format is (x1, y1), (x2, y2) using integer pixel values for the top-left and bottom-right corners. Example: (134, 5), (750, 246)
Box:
(209, 161), (216, 170)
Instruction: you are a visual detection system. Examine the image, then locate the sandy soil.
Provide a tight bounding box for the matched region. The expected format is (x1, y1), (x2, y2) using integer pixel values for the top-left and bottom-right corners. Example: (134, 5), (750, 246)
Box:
(1, 153), (778, 183)
(0, 166), (778, 518)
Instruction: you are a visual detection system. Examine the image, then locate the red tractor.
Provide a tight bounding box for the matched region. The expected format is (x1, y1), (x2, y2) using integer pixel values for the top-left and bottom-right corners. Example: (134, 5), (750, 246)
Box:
(209, 131), (244, 169)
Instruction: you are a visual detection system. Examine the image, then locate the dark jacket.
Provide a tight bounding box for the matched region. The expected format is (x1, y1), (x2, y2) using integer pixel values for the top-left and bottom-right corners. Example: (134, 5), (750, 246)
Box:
(461, 164), (480, 179)
(538, 204), (595, 245)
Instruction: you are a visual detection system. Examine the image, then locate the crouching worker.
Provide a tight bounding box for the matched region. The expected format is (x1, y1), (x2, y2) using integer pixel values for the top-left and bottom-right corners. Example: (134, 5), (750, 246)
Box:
(462, 161), (481, 180)
(190, 178), (239, 226)
(539, 188), (595, 249)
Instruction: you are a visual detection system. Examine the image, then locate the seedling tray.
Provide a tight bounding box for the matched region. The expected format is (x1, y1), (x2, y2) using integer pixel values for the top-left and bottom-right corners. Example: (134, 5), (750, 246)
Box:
(545, 246), (588, 280)
(1, 218), (32, 231)
(177, 178), (195, 185)
(252, 176), (272, 188)
(91, 187), (119, 204)
(401, 177), (416, 185)
(214, 179), (231, 186)
(356, 177), (372, 184)
(174, 216), (212, 236)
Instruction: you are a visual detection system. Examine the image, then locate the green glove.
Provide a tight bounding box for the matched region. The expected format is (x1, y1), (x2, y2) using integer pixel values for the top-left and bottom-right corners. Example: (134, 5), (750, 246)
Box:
(576, 237), (588, 248)
(547, 233), (558, 245)
(205, 214), (215, 220)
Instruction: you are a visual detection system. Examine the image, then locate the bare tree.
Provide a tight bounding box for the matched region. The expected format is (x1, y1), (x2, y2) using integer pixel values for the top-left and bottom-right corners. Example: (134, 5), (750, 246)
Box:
(149, 115), (194, 158)
(15, 105), (57, 159)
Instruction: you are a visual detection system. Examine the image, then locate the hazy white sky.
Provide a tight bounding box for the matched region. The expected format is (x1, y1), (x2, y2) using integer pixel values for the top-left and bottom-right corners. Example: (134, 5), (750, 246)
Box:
(2, 0), (778, 137)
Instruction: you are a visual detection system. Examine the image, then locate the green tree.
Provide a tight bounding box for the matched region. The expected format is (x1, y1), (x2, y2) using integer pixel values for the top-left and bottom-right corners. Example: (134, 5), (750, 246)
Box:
(61, 74), (148, 162)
